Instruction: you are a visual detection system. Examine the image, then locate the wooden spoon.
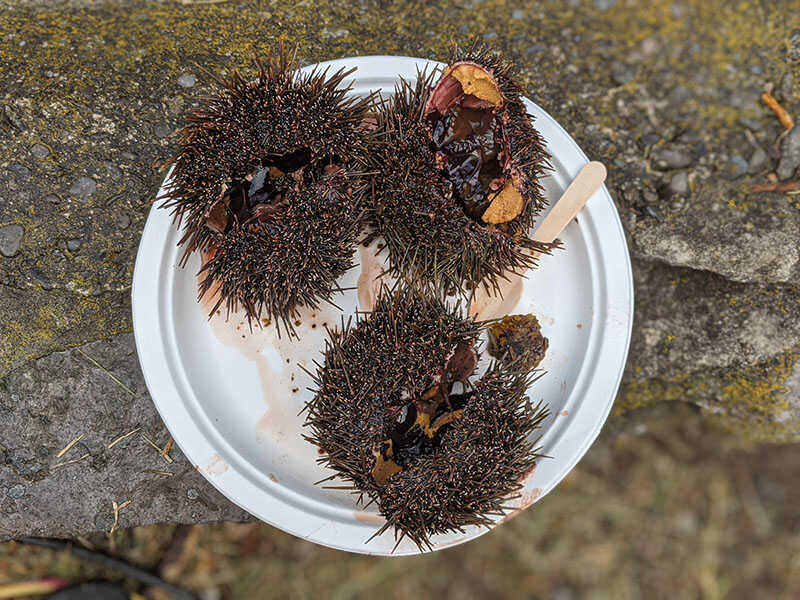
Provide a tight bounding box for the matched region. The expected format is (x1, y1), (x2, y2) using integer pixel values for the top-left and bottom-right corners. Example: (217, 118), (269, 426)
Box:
(531, 161), (607, 244)
(469, 161), (607, 320)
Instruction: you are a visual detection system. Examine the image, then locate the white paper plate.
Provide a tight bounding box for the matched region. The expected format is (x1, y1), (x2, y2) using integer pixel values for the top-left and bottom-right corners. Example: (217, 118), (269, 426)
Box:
(132, 56), (634, 555)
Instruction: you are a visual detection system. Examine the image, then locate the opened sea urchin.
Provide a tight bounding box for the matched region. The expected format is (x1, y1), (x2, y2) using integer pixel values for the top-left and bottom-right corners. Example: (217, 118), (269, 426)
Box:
(304, 286), (549, 549)
(367, 43), (552, 294)
(160, 48), (373, 331)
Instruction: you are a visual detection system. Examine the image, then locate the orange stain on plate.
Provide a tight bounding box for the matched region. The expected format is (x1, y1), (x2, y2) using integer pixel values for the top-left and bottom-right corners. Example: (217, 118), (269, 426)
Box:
(201, 453), (229, 476)
(517, 487), (543, 509)
(498, 487), (543, 525)
(353, 511), (385, 525)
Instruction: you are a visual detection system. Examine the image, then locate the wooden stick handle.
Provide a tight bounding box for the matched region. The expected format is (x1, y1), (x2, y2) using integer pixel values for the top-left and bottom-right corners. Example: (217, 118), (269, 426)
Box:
(531, 161), (607, 244)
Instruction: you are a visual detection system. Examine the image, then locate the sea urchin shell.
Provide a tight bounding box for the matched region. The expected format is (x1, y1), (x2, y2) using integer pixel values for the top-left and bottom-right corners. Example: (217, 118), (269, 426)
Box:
(366, 43), (552, 295)
(304, 286), (549, 550)
(160, 47), (374, 331)
(488, 314), (549, 374)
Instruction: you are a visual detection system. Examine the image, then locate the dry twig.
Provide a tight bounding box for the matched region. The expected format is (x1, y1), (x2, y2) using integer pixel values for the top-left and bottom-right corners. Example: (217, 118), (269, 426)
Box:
(56, 434), (84, 458)
(108, 427), (142, 449)
(761, 92), (795, 130)
(110, 499), (132, 537)
(752, 180), (800, 193)
(142, 433), (175, 463)
(50, 453), (90, 470)
(77, 348), (135, 396)
(143, 470), (175, 477)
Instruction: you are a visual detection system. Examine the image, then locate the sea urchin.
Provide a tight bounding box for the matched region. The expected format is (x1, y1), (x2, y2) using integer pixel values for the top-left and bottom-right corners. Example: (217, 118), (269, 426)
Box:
(304, 286), (549, 550)
(160, 47), (374, 331)
(366, 43), (552, 295)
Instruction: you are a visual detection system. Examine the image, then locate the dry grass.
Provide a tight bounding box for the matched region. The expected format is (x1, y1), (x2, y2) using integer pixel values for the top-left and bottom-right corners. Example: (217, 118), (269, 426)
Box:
(2, 407), (799, 599)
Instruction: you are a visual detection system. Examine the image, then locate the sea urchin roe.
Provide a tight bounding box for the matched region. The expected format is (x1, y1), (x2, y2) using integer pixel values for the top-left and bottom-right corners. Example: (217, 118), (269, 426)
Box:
(371, 440), (402, 486)
(449, 64), (504, 106)
(426, 59), (538, 228)
(488, 314), (549, 373)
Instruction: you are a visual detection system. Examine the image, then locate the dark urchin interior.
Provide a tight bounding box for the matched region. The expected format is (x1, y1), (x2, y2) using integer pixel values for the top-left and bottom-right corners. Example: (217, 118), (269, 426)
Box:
(159, 47), (373, 330)
(366, 43), (553, 295)
(304, 286), (549, 550)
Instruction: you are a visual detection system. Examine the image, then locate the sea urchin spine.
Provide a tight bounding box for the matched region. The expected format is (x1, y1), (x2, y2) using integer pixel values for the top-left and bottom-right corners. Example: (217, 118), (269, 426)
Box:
(304, 286), (549, 550)
(160, 46), (374, 332)
(366, 43), (553, 295)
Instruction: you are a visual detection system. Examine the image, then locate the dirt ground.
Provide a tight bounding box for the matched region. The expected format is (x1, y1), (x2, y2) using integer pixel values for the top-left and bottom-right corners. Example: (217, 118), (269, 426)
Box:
(2, 405), (799, 600)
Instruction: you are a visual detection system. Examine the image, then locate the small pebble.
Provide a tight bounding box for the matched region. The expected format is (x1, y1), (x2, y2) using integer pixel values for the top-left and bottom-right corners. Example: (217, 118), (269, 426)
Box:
(116, 214), (131, 229)
(0, 224), (24, 258)
(788, 28), (800, 63)
(154, 122), (172, 138)
(668, 170), (689, 195)
(10, 163), (31, 179)
(777, 125), (800, 180)
(67, 238), (82, 252)
(69, 176), (97, 201)
(593, 0), (617, 11)
(611, 61), (635, 85)
(511, 9), (524, 19)
(780, 72), (795, 102)
(642, 189), (659, 204)
(8, 484), (25, 499)
(177, 73), (197, 88)
(747, 148), (769, 175)
(30, 143), (50, 159)
(44, 194), (60, 203)
(643, 205), (665, 221)
(638, 132), (661, 149)
(26, 267), (53, 290)
(104, 162), (123, 181)
(726, 155), (749, 180)
(187, 488), (199, 500)
(639, 37), (659, 57)
(651, 148), (693, 170)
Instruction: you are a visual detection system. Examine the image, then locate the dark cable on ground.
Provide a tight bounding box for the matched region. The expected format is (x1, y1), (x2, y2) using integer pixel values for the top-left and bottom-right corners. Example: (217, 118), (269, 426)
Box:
(15, 537), (197, 600)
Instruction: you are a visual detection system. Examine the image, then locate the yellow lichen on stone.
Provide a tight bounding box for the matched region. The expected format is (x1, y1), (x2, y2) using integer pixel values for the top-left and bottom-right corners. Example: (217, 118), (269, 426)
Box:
(616, 348), (800, 443)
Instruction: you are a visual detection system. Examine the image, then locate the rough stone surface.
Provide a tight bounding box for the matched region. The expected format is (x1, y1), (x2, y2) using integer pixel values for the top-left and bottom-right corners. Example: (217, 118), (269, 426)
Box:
(619, 259), (800, 441)
(630, 179), (800, 284)
(0, 335), (251, 541)
(0, 0), (798, 537)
